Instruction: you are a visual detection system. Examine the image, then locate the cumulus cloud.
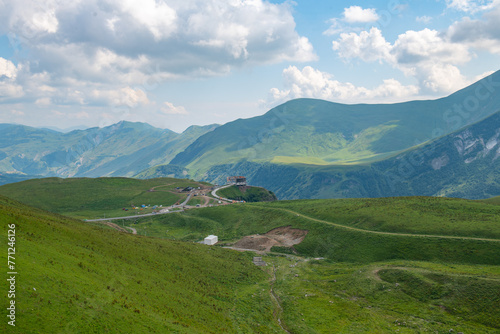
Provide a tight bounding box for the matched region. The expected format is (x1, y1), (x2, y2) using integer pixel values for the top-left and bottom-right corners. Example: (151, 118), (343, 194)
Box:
(91, 87), (149, 108)
(332, 27), (473, 93)
(445, 0), (498, 13)
(263, 66), (419, 107)
(416, 16), (432, 24)
(447, 4), (500, 54)
(160, 102), (188, 115)
(343, 6), (379, 23)
(0, 0), (316, 112)
(332, 27), (393, 63)
(0, 58), (18, 79)
(324, 6), (380, 36)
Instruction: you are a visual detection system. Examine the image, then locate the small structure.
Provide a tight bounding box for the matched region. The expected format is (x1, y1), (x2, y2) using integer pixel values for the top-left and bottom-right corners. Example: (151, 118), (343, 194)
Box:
(204, 235), (218, 245)
(253, 257), (266, 266)
(227, 176), (247, 186)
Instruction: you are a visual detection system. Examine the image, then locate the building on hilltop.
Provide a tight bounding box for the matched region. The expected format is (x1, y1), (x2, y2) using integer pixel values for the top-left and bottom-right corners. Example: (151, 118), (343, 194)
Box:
(227, 176), (246, 186)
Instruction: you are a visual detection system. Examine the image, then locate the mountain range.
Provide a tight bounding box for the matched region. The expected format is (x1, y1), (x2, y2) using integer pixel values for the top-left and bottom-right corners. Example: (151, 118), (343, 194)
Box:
(0, 121), (218, 180)
(2, 69), (500, 199)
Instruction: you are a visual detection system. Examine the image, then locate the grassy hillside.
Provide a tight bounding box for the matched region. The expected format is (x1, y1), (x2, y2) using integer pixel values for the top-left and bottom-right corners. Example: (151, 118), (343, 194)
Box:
(0, 195), (281, 333)
(170, 71), (500, 180)
(125, 197), (500, 265)
(1, 178), (499, 332)
(0, 121), (218, 178)
(200, 109), (500, 200)
(270, 257), (500, 333)
(0, 177), (210, 219)
(217, 185), (277, 202)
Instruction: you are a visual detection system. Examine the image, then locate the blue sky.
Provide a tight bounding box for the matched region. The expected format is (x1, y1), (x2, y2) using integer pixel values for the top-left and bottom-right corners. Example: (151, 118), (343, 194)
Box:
(0, 0), (499, 132)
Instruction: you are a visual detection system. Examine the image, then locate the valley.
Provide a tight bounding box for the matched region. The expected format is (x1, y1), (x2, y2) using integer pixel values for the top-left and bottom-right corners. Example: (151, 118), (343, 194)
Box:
(1, 177), (499, 332)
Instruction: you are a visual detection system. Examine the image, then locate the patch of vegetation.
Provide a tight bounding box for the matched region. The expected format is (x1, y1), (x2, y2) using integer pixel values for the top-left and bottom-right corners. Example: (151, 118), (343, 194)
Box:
(130, 201), (499, 265)
(268, 257), (500, 333)
(0, 177), (210, 219)
(0, 195), (281, 333)
(261, 196), (500, 239)
(217, 185), (277, 202)
(270, 246), (296, 254)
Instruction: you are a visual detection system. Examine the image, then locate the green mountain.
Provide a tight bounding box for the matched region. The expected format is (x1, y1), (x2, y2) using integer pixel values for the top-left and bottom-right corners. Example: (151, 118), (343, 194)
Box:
(217, 185), (278, 202)
(0, 195), (280, 333)
(1, 177), (499, 332)
(197, 109), (500, 200)
(0, 177), (209, 219)
(170, 70), (500, 174)
(161, 71), (500, 199)
(0, 122), (218, 180)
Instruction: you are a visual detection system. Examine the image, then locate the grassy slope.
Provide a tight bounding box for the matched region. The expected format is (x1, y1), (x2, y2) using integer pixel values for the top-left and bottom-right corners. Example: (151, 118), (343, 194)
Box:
(127, 198), (499, 265)
(0, 195), (280, 333)
(270, 257), (500, 333)
(262, 197), (500, 239)
(0, 177), (210, 219)
(172, 71), (500, 179)
(217, 185), (278, 202)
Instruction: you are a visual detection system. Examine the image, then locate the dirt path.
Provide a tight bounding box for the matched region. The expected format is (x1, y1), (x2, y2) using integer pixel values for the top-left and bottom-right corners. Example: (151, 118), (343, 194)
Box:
(125, 226), (137, 234)
(270, 264), (291, 334)
(233, 226), (308, 252)
(98, 221), (130, 233)
(254, 206), (500, 243)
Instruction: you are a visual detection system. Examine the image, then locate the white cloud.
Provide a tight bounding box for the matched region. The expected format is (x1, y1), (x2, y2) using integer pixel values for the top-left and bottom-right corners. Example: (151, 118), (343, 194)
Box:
(447, 5), (500, 54)
(445, 0), (498, 13)
(416, 16), (432, 24)
(0, 58), (18, 79)
(343, 6), (379, 23)
(91, 87), (149, 108)
(10, 109), (25, 116)
(263, 66), (419, 107)
(332, 27), (472, 93)
(324, 6), (380, 36)
(160, 102), (188, 115)
(116, 0), (177, 40)
(332, 27), (393, 63)
(35, 97), (51, 106)
(0, 0), (316, 116)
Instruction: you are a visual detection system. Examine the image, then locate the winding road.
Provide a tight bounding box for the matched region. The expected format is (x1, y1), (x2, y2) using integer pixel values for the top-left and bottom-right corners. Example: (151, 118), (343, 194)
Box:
(253, 205), (500, 242)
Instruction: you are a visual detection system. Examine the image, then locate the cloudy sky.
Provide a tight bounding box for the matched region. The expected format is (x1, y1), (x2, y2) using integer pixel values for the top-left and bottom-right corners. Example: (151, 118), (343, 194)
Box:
(0, 0), (499, 132)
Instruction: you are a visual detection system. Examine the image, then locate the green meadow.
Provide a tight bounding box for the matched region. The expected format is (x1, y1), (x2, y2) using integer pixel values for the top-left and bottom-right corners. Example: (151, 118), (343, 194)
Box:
(1, 177), (499, 332)
(0, 195), (281, 333)
(0, 177), (209, 219)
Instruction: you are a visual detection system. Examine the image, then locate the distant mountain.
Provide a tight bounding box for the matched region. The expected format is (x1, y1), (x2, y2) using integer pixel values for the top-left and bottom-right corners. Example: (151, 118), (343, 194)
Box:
(171, 70), (500, 176)
(0, 121), (218, 178)
(163, 70), (500, 199)
(198, 110), (500, 200)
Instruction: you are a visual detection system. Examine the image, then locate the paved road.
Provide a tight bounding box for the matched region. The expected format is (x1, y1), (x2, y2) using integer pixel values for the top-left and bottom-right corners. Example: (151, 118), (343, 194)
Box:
(211, 185), (232, 201)
(85, 191), (196, 222)
(85, 209), (183, 222)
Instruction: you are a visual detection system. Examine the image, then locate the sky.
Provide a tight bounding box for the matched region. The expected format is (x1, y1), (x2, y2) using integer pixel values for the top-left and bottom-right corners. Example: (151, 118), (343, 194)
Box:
(0, 0), (499, 133)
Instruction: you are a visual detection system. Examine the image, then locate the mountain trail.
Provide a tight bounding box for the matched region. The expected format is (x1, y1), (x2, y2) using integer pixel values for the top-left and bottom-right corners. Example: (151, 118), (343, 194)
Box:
(255, 206), (500, 242)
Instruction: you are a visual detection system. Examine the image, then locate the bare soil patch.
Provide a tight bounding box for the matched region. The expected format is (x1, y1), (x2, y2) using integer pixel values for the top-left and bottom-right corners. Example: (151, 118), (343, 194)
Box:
(233, 226), (308, 252)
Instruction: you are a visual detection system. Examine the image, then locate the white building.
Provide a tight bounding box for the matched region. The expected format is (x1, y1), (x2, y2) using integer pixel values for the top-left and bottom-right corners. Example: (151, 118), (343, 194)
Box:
(204, 235), (218, 245)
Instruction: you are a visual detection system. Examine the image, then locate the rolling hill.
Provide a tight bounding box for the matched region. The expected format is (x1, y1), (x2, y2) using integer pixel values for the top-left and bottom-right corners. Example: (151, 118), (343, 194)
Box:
(217, 185), (278, 202)
(1, 177), (499, 332)
(0, 195), (281, 333)
(169, 70), (500, 182)
(0, 177), (210, 219)
(0, 121), (218, 180)
(210, 109), (500, 200)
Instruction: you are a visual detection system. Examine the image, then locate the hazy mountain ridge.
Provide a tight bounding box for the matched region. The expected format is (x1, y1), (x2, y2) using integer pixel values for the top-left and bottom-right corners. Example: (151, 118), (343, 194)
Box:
(198, 110), (500, 200)
(0, 121), (219, 179)
(170, 70), (500, 179)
